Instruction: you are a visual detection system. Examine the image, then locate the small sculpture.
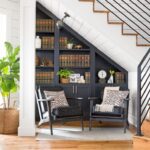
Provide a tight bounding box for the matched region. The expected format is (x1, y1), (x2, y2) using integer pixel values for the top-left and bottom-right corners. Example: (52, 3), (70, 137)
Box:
(107, 70), (115, 84)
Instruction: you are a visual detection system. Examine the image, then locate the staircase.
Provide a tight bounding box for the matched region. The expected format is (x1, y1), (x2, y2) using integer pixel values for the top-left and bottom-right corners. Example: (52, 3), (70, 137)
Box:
(79, 0), (150, 46)
(137, 48), (150, 136)
(134, 48), (150, 148)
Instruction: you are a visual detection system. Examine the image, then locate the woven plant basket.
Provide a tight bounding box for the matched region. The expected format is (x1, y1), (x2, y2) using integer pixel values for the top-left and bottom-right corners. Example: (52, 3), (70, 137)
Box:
(0, 108), (19, 134)
(60, 78), (69, 84)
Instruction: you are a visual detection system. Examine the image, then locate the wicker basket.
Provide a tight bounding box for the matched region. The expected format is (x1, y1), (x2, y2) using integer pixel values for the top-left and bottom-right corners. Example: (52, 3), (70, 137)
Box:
(0, 108), (19, 134)
(60, 78), (69, 84)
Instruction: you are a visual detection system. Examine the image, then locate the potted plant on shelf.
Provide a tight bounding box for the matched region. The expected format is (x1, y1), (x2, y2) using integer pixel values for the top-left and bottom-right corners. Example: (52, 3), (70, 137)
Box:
(67, 38), (74, 49)
(0, 42), (20, 134)
(57, 69), (74, 84)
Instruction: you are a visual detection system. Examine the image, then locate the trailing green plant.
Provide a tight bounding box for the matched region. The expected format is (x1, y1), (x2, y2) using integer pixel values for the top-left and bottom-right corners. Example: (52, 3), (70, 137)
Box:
(57, 69), (74, 79)
(0, 42), (20, 109)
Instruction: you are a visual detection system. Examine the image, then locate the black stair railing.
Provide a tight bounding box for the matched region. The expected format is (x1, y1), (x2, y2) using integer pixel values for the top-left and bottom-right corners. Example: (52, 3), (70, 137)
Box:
(137, 48), (150, 136)
(97, 0), (150, 43)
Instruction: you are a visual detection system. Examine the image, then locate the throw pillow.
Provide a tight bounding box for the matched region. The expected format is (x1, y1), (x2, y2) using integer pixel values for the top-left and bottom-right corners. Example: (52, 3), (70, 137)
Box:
(103, 86), (120, 102)
(44, 90), (69, 110)
(103, 90), (129, 106)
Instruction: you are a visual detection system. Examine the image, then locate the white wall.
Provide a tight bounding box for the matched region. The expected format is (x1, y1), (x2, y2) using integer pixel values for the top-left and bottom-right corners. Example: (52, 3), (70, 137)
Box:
(0, 0), (20, 108)
(0, 0), (20, 46)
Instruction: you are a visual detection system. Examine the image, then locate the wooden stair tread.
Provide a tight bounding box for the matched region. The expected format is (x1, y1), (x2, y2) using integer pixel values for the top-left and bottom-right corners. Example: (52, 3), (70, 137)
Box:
(79, 0), (149, 47)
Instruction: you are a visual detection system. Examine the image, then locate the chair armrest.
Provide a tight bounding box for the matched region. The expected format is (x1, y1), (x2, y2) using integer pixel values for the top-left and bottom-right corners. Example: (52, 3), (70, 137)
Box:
(37, 97), (54, 102)
(89, 97), (101, 116)
(67, 97), (84, 114)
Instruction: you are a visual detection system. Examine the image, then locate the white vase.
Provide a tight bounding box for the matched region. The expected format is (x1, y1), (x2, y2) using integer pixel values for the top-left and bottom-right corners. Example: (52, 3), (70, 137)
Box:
(107, 75), (114, 84)
(35, 36), (41, 49)
(67, 43), (73, 49)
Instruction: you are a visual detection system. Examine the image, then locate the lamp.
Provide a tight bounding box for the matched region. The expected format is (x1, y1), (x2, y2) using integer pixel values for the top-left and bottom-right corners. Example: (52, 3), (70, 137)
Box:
(56, 12), (70, 29)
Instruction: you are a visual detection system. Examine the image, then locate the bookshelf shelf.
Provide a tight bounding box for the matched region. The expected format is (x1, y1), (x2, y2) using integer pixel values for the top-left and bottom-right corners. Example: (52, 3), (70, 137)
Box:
(36, 66), (54, 69)
(59, 66), (90, 69)
(36, 48), (54, 51)
(36, 31), (54, 34)
(59, 49), (90, 52)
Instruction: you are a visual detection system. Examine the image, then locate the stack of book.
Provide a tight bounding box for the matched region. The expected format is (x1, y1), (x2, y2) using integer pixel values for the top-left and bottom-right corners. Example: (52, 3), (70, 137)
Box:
(85, 72), (90, 83)
(36, 71), (54, 84)
(36, 19), (55, 32)
(59, 54), (90, 67)
(42, 37), (54, 49)
(115, 72), (125, 84)
(59, 37), (68, 49)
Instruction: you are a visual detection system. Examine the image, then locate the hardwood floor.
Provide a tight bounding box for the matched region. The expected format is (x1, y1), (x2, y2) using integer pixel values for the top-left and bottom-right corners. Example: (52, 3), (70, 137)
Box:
(0, 121), (135, 150)
(0, 135), (133, 150)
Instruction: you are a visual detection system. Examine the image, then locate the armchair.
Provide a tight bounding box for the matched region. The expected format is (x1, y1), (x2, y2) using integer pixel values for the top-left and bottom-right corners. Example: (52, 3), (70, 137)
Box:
(35, 86), (84, 135)
(89, 88), (129, 133)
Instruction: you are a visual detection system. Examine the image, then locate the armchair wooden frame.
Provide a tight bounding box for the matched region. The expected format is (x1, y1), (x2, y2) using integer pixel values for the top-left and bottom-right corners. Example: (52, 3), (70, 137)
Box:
(89, 97), (129, 133)
(35, 87), (84, 135)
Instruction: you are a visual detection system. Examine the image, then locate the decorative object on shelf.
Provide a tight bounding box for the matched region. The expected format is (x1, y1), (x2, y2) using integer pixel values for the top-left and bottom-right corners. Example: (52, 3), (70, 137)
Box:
(0, 42), (19, 134)
(115, 72), (125, 84)
(74, 44), (83, 49)
(70, 73), (80, 83)
(41, 57), (53, 67)
(57, 69), (74, 84)
(56, 12), (70, 29)
(35, 36), (41, 49)
(67, 38), (74, 49)
(107, 70), (115, 84)
(78, 76), (85, 83)
(98, 70), (107, 84)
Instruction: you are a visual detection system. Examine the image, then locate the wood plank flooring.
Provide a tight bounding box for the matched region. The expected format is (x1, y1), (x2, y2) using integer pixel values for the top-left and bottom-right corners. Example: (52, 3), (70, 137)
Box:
(0, 121), (135, 150)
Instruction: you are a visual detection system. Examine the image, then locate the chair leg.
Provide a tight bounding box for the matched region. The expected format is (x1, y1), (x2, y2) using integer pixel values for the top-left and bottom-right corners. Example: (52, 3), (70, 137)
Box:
(124, 120), (127, 133)
(49, 120), (53, 135)
(81, 117), (84, 131)
(89, 118), (92, 131)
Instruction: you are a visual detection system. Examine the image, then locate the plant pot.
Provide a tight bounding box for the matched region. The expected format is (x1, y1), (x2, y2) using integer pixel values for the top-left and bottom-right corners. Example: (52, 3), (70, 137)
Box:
(67, 43), (73, 49)
(0, 108), (19, 134)
(60, 78), (69, 84)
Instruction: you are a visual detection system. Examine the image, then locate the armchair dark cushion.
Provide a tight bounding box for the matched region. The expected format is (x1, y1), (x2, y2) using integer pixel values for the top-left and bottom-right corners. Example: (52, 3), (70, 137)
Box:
(52, 106), (82, 118)
(92, 106), (124, 117)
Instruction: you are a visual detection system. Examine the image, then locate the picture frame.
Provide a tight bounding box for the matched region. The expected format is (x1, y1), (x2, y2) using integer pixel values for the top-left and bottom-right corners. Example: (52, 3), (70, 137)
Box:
(69, 74), (80, 83)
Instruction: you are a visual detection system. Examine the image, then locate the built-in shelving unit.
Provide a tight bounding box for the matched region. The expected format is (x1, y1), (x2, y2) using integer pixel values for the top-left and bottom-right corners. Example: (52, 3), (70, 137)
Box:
(35, 2), (128, 120)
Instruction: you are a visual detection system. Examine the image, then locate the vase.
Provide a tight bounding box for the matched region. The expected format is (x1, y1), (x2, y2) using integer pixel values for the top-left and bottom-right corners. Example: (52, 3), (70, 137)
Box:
(35, 36), (41, 49)
(67, 43), (73, 49)
(107, 75), (114, 84)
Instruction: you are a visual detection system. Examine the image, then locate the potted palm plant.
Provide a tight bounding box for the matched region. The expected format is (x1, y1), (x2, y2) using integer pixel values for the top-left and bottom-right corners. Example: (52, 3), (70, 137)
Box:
(0, 42), (20, 134)
(57, 69), (74, 84)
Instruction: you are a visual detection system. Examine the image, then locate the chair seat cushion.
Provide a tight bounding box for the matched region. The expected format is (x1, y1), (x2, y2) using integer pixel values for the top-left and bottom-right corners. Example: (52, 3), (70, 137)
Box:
(92, 106), (124, 117)
(52, 106), (82, 117)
